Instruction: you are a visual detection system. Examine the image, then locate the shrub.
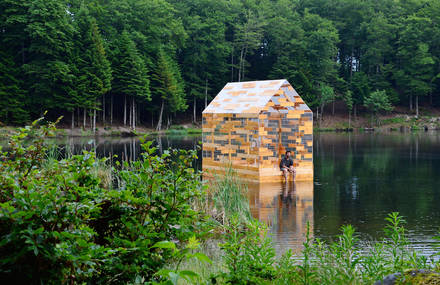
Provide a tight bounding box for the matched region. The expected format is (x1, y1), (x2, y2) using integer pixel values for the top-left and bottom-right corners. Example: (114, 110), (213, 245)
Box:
(0, 119), (210, 284)
(0, 119), (106, 283)
(99, 140), (209, 282)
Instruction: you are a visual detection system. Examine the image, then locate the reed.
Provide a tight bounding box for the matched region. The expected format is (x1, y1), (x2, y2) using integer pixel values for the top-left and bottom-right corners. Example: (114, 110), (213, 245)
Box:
(207, 166), (251, 225)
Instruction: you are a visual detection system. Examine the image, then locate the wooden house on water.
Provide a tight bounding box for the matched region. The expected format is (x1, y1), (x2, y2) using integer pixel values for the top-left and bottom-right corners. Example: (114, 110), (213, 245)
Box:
(202, 79), (313, 182)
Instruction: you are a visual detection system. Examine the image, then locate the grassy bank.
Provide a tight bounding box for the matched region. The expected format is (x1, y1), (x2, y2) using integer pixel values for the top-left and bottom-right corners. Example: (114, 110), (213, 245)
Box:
(0, 124), (202, 139)
(315, 113), (440, 132)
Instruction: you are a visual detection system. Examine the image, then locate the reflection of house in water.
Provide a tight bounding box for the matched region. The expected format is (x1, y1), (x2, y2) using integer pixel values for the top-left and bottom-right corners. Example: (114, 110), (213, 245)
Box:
(247, 181), (314, 254)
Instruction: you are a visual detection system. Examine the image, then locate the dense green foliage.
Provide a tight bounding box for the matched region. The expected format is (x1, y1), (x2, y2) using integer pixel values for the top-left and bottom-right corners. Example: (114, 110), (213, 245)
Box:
(1, 121), (440, 283)
(0, 120), (208, 283)
(1, 0), (440, 126)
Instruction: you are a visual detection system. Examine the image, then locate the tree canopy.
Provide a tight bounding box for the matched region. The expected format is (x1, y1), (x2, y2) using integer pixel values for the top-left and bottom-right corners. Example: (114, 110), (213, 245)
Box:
(1, 0), (440, 126)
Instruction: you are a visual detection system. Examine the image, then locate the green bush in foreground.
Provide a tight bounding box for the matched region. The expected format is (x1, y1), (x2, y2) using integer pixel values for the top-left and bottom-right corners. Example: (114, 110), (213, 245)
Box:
(0, 119), (209, 284)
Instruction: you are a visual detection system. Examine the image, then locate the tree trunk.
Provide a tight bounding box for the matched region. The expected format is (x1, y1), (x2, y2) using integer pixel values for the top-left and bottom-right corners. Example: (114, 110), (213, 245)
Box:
(416, 95), (419, 118)
(242, 47), (249, 81)
(151, 112), (154, 128)
(193, 96), (196, 124)
(350, 47), (354, 80)
(124, 95), (127, 126)
(332, 100), (335, 115)
(93, 106), (96, 134)
(132, 97), (136, 130)
(89, 109), (92, 131)
(110, 94), (113, 125)
(354, 104), (357, 121)
(231, 46), (234, 81)
(83, 108), (86, 128)
(137, 102), (140, 128)
(205, 79), (208, 108)
(409, 94), (413, 112)
(348, 111), (351, 128)
(131, 98), (134, 128)
(316, 107), (319, 125)
(71, 110), (74, 129)
(129, 98), (131, 128)
(156, 100), (164, 131)
(238, 48), (244, 82)
(129, 97), (132, 128)
(103, 95), (105, 124)
(320, 105), (324, 126)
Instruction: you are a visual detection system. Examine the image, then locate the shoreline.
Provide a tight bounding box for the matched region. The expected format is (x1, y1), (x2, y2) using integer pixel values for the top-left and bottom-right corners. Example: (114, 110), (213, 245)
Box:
(1, 113), (440, 138)
(0, 124), (203, 138)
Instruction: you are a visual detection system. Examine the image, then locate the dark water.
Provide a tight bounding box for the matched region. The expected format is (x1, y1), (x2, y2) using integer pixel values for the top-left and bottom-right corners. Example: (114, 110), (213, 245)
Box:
(4, 132), (440, 255)
(313, 132), (440, 256)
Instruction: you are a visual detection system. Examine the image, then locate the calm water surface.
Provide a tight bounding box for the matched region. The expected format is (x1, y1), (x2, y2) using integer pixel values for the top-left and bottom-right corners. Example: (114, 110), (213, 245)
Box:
(5, 132), (440, 255)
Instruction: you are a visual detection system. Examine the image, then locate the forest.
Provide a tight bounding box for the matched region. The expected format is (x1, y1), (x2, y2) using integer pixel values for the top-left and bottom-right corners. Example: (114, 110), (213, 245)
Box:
(1, 0), (440, 129)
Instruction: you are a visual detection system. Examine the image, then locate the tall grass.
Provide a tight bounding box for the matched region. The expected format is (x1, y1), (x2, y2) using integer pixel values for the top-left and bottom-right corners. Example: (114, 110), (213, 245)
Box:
(90, 157), (113, 189)
(173, 167), (252, 283)
(207, 167), (251, 225)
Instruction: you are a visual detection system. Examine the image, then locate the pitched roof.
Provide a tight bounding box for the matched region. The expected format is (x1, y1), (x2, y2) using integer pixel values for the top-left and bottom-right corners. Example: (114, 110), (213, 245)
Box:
(202, 79), (309, 114)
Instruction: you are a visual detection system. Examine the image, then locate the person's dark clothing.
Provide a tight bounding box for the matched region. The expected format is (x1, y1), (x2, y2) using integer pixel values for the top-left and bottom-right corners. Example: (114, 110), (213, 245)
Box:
(280, 156), (293, 170)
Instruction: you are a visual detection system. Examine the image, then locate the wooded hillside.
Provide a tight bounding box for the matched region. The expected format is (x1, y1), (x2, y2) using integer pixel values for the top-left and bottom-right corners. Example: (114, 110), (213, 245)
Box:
(1, 0), (439, 128)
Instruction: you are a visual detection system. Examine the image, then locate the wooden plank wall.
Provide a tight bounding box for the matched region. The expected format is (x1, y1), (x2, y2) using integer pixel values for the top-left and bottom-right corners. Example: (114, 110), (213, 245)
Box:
(202, 84), (313, 182)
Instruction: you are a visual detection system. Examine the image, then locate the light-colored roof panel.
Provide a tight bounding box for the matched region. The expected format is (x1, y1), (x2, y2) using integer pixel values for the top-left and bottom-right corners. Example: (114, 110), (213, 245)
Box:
(202, 79), (311, 114)
(202, 80), (287, 114)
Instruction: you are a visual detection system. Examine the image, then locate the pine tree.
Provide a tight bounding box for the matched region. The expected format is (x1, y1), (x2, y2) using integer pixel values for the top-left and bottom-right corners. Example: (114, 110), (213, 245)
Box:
(396, 15), (434, 116)
(151, 48), (186, 131)
(73, 4), (112, 129)
(22, 0), (77, 117)
(0, 51), (28, 124)
(111, 30), (150, 128)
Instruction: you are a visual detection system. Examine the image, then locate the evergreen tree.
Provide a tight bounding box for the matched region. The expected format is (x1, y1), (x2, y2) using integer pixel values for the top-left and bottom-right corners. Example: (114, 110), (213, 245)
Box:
(111, 30), (150, 128)
(0, 52), (28, 124)
(73, 4), (112, 128)
(396, 15), (434, 116)
(22, 0), (77, 117)
(2, 0), (440, 125)
(151, 48), (186, 130)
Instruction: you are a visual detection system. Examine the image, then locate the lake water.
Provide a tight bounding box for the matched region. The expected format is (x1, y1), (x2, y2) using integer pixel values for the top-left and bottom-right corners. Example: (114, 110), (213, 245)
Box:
(5, 132), (440, 256)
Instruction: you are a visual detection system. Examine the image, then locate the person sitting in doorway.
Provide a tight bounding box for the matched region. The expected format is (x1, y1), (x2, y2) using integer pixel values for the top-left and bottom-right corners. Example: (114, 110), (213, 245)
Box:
(280, 150), (296, 181)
